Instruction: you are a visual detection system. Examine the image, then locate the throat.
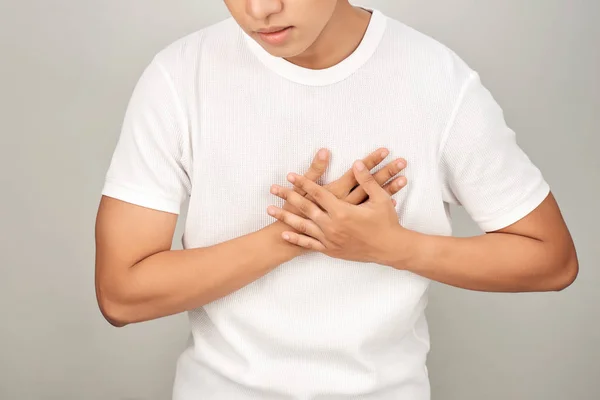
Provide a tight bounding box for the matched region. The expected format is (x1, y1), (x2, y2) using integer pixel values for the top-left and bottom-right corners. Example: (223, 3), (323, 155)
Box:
(285, 6), (372, 70)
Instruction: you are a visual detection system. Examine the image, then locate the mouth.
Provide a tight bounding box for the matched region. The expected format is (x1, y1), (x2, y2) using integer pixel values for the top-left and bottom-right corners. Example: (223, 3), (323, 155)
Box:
(255, 26), (293, 45)
(256, 26), (290, 34)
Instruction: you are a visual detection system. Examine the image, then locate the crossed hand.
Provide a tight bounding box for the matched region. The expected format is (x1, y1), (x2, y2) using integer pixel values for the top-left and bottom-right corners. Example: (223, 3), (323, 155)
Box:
(267, 148), (409, 265)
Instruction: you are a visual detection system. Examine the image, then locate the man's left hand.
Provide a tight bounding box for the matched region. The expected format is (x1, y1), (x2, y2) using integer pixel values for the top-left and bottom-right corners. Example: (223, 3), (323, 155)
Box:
(267, 160), (410, 265)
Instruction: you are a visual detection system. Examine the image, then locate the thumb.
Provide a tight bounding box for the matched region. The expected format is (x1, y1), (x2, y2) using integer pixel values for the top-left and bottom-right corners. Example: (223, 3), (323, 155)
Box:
(353, 160), (387, 203)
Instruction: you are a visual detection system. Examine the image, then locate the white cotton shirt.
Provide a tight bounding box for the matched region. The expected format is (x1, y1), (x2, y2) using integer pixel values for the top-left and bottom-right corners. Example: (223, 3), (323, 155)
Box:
(102, 9), (550, 400)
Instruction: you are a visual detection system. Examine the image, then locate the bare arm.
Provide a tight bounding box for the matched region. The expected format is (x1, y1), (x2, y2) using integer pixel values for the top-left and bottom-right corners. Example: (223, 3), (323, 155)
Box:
(263, 74), (578, 293)
(266, 167), (577, 293)
(95, 197), (302, 327)
(95, 148), (406, 327)
(391, 192), (578, 292)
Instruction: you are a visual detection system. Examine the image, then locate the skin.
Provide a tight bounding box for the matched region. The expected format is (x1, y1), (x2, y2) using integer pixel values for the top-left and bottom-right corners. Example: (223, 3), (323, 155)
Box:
(228, 1), (579, 292)
(95, 149), (406, 326)
(95, 0), (396, 327)
(266, 161), (579, 292)
(96, 0), (578, 328)
(224, 0), (371, 68)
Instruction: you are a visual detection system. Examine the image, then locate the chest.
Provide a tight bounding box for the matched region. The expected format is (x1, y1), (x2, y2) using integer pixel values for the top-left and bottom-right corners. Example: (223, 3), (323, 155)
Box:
(199, 82), (443, 181)
(182, 81), (450, 246)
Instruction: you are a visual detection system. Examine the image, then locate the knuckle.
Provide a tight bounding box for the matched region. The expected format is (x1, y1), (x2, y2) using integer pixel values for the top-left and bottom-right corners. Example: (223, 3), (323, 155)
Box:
(311, 163), (326, 174)
(388, 166), (397, 179)
(311, 190), (322, 202)
(297, 221), (308, 234)
(299, 201), (311, 215)
(304, 170), (316, 181)
(293, 187), (307, 196)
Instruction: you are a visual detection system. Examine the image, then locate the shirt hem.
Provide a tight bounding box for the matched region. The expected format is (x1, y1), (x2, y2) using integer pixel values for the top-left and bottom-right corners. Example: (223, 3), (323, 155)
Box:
(102, 180), (181, 215)
(475, 180), (550, 232)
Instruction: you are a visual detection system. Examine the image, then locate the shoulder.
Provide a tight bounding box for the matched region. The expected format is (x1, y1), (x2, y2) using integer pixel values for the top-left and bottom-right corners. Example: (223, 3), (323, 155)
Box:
(380, 14), (476, 93)
(150, 17), (241, 78)
(132, 17), (242, 107)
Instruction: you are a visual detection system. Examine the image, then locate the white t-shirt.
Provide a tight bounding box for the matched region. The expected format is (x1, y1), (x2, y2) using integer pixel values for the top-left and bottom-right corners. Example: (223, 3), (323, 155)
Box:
(102, 9), (549, 400)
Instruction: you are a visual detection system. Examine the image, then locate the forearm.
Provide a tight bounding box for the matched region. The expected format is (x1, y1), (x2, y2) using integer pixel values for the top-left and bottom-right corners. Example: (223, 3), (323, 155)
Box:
(99, 221), (303, 326)
(388, 228), (577, 292)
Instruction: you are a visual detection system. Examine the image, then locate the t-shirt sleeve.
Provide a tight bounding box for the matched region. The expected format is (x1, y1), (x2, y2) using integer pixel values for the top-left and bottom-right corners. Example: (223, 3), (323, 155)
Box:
(101, 56), (192, 214)
(439, 71), (550, 232)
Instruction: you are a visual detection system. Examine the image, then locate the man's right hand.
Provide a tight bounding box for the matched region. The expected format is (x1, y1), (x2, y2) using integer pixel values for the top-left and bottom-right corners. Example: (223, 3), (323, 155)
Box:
(282, 147), (407, 218)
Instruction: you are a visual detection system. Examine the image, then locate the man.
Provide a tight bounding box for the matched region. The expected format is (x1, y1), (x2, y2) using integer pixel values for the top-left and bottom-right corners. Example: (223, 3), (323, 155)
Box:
(95, 1), (578, 399)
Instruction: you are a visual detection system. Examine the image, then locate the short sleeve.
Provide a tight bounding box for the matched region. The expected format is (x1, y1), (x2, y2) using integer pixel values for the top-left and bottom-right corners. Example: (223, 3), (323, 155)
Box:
(102, 57), (191, 214)
(439, 72), (550, 232)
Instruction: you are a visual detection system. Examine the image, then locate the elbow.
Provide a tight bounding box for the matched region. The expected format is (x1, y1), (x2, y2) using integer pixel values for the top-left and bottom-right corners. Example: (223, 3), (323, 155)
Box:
(549, 249), (579, 292)
(95, 282), (133, 328)
(98, 296), (130, 328)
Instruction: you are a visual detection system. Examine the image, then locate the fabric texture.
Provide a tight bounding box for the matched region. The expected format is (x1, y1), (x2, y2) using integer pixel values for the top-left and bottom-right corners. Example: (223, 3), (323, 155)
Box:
(102, 8), (549, 400)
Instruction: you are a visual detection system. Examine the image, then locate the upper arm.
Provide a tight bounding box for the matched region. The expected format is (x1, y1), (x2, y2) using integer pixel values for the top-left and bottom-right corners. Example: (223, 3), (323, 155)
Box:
(95, 196), (177, 307)
(492, 191), (578, 287)
(102, 54), (192, 214)
(95, 196), (177, 271)
(95, 53), (191, 321)
(440, 71), (550, 232)
(440, 72), (577, 273)
(493, 192), (576, 261)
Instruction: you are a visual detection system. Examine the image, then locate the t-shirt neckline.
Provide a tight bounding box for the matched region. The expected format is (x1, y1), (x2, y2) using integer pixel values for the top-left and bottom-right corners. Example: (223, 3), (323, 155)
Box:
(242, 8), (387, 86)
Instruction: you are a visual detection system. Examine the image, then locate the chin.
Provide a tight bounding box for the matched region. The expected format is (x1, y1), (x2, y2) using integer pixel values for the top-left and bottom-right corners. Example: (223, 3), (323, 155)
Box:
(260, 41), (310, 59)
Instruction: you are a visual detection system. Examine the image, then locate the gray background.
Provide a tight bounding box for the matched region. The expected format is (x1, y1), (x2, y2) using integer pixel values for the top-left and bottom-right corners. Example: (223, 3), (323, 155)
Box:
(1, 0), (598, 399)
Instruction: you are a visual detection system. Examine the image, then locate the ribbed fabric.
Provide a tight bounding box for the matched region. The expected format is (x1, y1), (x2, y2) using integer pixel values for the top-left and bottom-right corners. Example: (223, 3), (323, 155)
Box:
(102, 9), (549, 400)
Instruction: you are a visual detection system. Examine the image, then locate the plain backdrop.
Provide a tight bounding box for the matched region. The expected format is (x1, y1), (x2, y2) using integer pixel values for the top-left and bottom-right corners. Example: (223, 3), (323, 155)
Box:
(1, 1), (598, 399)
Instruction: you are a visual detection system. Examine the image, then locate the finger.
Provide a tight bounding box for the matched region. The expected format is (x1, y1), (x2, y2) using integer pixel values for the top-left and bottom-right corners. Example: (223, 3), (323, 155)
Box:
(345, 158), (406, 205)
(296, 148), (329, 197)
(271, 184), (328, 224)
(287, 173), (340, 213)
(281, 231), (327, 252)
(334, 148), (390, 197)
(267, 206), (325, 241)
(363, 195), (399, 207)
(381, 176), (408, 198)
(352, 160), (389, 203)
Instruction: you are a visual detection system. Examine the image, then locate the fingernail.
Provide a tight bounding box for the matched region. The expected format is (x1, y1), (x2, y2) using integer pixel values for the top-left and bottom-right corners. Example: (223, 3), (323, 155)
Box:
(355, 160), (365, 171)
(380, 149), (389, 158)
(267, 206), (276, 216)
(287, 174), (296, 183)
(318, 149), (328, 160)
(396, 159), (405, 168)
(282, 233), (290, 240)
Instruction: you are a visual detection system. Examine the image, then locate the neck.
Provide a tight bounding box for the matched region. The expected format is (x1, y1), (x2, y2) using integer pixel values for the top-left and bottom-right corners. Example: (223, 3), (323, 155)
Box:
(285, 3), (372, 70)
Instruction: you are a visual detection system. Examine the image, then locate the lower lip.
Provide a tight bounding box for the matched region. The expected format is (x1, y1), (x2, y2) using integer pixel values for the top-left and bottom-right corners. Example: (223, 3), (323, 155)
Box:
(257, 27), (293, 46)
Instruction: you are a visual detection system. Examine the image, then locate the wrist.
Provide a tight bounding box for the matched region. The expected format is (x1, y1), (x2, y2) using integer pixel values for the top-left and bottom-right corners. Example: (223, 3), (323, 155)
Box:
(265, 221), (307, 259)
(382, 225), (427, 271)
